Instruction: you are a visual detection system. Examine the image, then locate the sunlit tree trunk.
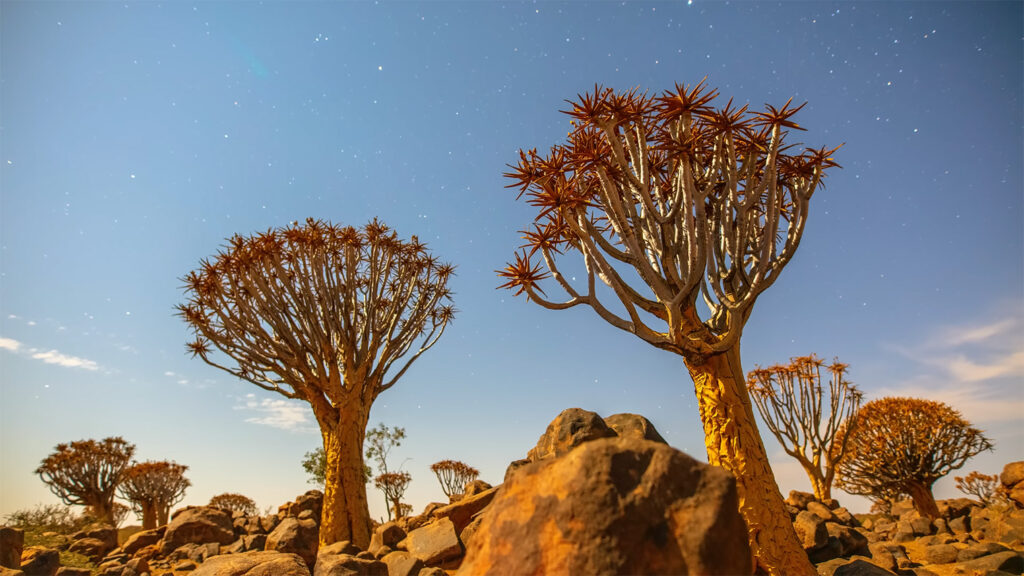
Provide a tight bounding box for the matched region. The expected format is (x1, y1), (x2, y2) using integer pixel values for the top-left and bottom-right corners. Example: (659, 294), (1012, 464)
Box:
(157, 505), (170, 527)
(140, 501), (158, 530)
(320, 406), (371, 548)
(687, 345), (815, 576)
(905, 478), (940, 521)
(89, 499), (115, 525)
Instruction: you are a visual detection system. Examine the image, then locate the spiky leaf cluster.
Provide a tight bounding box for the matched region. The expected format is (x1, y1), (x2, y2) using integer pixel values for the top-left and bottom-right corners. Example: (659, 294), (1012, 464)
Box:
(35, 437), (135, 515)
(499, 81), (840, 357)
(747, 354), (862, 498)
(429, 459), (479, 498)
(118, 461), (190, 520)
(836, 397), (993, 501)
(955, 471), (1005, 506)
(209, 492), (258, 516)
(178, 218), (455, 407)
(374, 472), (412, 518)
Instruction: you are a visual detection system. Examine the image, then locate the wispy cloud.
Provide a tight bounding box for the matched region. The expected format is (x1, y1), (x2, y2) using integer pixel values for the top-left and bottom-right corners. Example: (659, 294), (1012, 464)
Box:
(0, 336), (101, 371)
(236, 393), (315, 432)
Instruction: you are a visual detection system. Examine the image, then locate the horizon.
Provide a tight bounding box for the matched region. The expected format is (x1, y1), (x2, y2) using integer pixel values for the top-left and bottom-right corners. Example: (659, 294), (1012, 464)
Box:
(1, 1), (1021, 524)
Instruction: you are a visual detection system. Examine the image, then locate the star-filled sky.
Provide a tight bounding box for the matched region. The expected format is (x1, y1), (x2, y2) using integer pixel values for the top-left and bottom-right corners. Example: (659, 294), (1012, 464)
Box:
(2, 1), (1021, 522)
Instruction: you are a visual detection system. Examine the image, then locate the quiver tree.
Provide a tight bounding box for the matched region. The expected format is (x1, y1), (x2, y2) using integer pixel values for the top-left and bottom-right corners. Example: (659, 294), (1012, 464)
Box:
(836, 397), (993, 520)
(955, 472), (1004, 506)
(117, 461), (190, 529)
(209, 493), (258, 516)
(497, 81), (839, 575)
(178, 218), (455, 547)
(429, 460), (479, 499)
(35, 437), (135, 524)
(364, 423), (406, 521)
(373, 472), (412, 520)
(747, 354), (862, 501)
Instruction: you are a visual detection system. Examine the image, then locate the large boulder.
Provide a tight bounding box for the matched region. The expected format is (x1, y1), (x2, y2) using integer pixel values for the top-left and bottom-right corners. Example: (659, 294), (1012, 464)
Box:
(161, 506), (235, 554)
(121, 527), (165, 557)
(603, 413), (666, 444)
(403, 517), (462, 566)
(1001, 461), (1024, 488)
(0, 527), (23, 569)
(458, 437), (751, 575)
(191, 550), (311, 576)
(266, 516), (319, 569)
(18, 547), (59, 576)
(70, 524), (117, 553)
(524, 408), (616, 463)
(430, 486), (499, 535)
(312, 553), (386, 576)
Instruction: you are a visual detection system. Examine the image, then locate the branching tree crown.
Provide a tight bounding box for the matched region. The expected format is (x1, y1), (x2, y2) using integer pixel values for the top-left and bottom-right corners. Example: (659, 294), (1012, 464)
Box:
(374, 472), (412, 520)
(955, 472), (1005, 507)
(429, 460), (479, 499)
(836, 397), (993, 520)
(747, 354), (862, 500)
(35, 437), (135, 524)
(209, 493), (258, 516)
(498, 81), (840, 359)
(118, 461), (190, 529)
(178, 218), (454, 548)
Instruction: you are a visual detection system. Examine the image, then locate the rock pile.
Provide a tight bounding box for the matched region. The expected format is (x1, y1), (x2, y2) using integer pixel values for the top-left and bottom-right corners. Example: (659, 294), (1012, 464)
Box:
(3, 419), (1022, 576)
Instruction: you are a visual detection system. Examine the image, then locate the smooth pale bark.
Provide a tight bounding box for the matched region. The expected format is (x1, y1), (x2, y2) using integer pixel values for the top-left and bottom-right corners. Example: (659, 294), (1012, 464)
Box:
(157, 505), (170, 527)
(319, 407), (372, 548)
(905, 478), (941, 521)
(686, 345), (815, 576)
(140, 501), (157, 530)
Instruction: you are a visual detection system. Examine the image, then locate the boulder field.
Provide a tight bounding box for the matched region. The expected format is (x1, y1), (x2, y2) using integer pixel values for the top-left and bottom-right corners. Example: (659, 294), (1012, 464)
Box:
(2, 408), (1022, 576)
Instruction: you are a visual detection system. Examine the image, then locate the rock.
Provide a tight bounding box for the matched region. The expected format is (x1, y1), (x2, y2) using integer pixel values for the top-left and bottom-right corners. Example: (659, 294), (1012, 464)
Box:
(284, 491), (323, 521)
(890, 500), (915, 517)
(1001, 461), (1024, 488)
(266, 516), (319, 569)
(808, 501), (837, 522)
(0, 566), (25, 576)
(983, 508), (1024, 543)
(379, 551), (423, 576)
(260, 515), (279, 534)
(121, 527), (164, 556)
(957, 541), (1010, 562)
(318, 541), (359, 557)
(502, 459), (530, 483)
(71, 524), (118, 552)
(1010, 484), (1024, 508)
(866, 542), (901, 572)
(821, 558), (898, 576)
(19, 546), (60, 576)
(603, 413), (666, 444)
(787, 491), (817, 509)
(457, 437), (751, 576)
(949, 515), (970, 535)
(794, 511), (828, 550)
(192, 550), (312, 575)
(833, 508), (857, 526)
(312, 553), (386, 576)
(920, 544), (959, 565)
(161, 506), (236, 554)
(367, 523), (405, 558)
(462, 480), (492, 498)
(420, 503), (445, 517)
(403, 518), (461, 566)
(937, 498), (976, 519)
(524, 407), (616, 462)
(950, 550), (1024, 574)
(67, 537), (109, 562)
(55, 569), (90, 576)
(431, 486), (499, 535)
(0, 528), (24, 569)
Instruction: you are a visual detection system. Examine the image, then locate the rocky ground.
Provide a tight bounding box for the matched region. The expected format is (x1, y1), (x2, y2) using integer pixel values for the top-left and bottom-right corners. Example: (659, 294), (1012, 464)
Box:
(2, 409), (1022, 576)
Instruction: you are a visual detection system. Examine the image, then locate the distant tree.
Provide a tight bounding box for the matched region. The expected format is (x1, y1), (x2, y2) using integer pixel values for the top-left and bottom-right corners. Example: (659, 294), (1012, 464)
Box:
(374, 472), (412, 520)
(2, 504), (92, 533)
(497, 82), (839, 574)
(955, 471), (1004, 507)
(111, 502), (130, 528)
(209, 493), (258, 516)
(365, 423), (406, 521)
(118, 461), (191, 529)
(35, 437), (135, 524)
(747, 354), (862, 500)
(429, 460), (479, 499)
(836, 397), (993, 520)
(396, 503), (413, 518)
(303, 446), (372, 487)
(179, 218), (455, 547)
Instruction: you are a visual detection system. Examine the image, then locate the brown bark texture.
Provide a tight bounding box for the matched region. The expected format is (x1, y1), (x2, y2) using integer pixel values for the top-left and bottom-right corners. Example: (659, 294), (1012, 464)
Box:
(687, 346), (816, 576)
(905, 479), (941, 521)
(319, 407), (372, 548)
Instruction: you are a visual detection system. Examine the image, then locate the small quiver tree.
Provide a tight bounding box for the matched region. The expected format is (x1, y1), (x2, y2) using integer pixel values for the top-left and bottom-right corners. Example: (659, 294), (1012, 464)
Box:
(35, 437), (135, 524)
(836, 397), (993, 520)
(429, 460), (479, 500)
(497, 81), (840, 575)
(374, 472), (412, 520)
(178, 218), (454, 548)
(747, 354), (862, 501)
(118, 461), (190, 529)
(955, 472), (1005, 507)
(209, 493), (258, 516)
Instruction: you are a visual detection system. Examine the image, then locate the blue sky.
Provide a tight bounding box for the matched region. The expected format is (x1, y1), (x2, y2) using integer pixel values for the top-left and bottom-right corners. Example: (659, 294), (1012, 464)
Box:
(1, 1), (1021, 521)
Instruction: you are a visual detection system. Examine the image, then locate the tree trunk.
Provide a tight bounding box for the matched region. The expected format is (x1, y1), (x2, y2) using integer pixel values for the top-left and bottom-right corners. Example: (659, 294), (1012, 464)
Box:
(686, 345), (815, 576)
(905, 478), (940, 520)
(157, 503), (170, 527)
(88, 498), (115, 525)
(804, 466), (830, 502)
(141, 500), (158, 530)
(320, 407), (372, 548)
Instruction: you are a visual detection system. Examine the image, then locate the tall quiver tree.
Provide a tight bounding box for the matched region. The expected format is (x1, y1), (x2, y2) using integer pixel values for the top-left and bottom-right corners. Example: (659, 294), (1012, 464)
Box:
(178, 218), (455, 548)
(118, 461), (190, 529)
(35, 437), (135, 524)
(498, 82), (840, 575)
(747, 355), (862, 501)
